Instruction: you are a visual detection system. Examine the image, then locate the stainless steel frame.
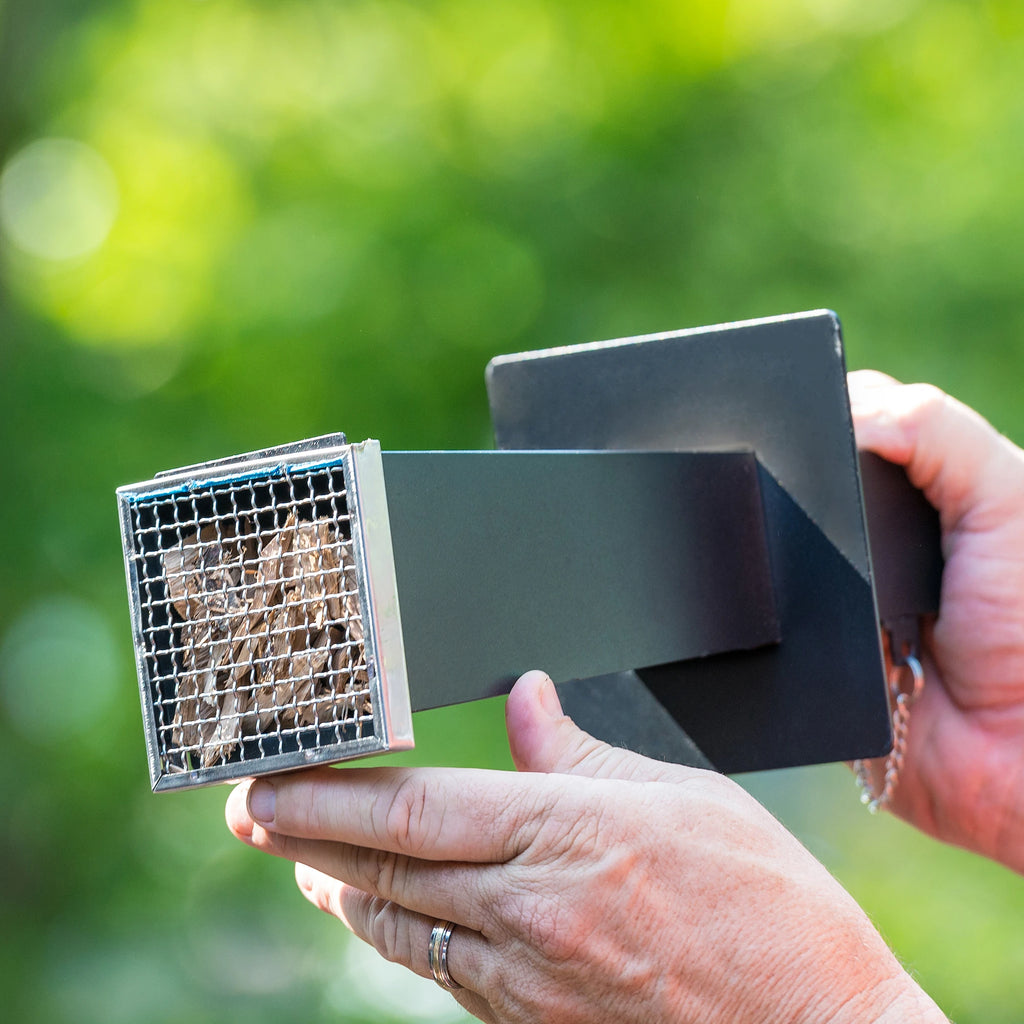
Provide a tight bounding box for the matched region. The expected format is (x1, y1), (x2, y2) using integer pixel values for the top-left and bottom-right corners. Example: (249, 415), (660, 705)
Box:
(117, 436), (412, 792)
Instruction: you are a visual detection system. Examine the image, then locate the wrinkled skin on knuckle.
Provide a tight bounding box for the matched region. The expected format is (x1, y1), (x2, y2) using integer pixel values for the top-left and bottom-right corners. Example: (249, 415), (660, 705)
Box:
(552, 799), (608, 862)
(365, 896), (406, 964)
(361, 843), (401, 900)
(375, 774), (438, 855)
(522, 780), (619, 867)
(517, 886), (586, 966)
(502, 780), (562, 857)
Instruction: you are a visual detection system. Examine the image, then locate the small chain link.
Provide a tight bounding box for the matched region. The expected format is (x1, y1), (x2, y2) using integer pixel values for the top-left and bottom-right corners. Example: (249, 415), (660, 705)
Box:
(854, 652), (924, 814)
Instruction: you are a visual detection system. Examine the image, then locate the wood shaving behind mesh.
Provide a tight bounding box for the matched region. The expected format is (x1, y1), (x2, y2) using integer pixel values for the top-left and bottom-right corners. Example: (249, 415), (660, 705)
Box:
(164, 511), (370, 767)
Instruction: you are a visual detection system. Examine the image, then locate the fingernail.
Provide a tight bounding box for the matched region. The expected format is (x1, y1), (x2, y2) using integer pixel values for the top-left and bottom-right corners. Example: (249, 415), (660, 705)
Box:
(538, 674), (563, 719)
(247, 780), (276, 824)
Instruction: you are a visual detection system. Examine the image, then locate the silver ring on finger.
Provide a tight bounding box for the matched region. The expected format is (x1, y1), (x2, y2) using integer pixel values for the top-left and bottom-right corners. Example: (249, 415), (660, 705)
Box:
(428, 919), (462, 991)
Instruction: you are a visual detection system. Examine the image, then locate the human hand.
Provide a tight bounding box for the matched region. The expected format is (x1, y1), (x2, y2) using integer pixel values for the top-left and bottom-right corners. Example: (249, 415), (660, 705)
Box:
(850, 370), (1024, 872)
(226, 671), (944, 1024)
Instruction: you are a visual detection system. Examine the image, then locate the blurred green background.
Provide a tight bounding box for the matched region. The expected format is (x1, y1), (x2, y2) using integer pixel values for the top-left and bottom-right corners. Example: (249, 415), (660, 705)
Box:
(2, 0), (1023, 1021)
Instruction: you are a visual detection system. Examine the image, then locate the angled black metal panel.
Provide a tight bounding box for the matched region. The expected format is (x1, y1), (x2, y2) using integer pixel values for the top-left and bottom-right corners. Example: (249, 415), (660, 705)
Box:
(554, 671), (716, 770)
(486, 310), (893, 773)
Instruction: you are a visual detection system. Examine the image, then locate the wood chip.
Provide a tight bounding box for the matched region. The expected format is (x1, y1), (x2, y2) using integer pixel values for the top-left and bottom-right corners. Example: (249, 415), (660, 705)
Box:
(163, 510), (368, 767)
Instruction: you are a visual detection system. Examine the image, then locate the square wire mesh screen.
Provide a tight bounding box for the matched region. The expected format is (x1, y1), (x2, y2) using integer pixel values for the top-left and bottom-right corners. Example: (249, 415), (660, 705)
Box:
(121, 453), (385, 787)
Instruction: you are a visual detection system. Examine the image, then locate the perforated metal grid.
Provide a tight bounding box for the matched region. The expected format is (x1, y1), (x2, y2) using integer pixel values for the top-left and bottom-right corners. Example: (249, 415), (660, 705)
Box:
(118, 440), (411, 790)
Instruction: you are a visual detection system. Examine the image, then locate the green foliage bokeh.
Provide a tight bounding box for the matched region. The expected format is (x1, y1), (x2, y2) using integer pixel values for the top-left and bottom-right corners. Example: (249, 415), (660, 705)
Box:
(1, 1), (1022, 1021)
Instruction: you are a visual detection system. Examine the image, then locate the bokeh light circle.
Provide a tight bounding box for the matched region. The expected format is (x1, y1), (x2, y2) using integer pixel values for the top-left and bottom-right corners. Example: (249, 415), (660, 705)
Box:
(0, 137), (119, 261)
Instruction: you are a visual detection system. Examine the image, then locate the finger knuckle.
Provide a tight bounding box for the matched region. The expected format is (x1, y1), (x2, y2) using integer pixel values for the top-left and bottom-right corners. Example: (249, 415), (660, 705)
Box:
(508, 782), (561, 852)
(377, 775), (434, 855)
(498, 873), (584, 966)
(531, 796), (603, 862)
(365, 845), (399, 898)
(524, 899), (586, 964)
(366, 898), (404, 963)
(562, 806), (605, 860)
(905, 382), (949, 425)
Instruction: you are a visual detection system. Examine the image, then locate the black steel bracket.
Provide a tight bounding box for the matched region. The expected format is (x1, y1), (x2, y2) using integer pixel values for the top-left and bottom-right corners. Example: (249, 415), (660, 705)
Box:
(486, 309), (942, 773)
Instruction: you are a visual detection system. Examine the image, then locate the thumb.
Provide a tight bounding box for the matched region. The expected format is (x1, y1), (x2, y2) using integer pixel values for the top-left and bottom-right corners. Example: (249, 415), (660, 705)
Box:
(505, 670), (683, 783)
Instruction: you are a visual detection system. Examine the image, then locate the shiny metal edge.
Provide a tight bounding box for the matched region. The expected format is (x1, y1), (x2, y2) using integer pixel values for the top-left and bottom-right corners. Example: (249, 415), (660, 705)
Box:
(347, 440), (415, 753)
(485, 309), (839, 369)
(152, 433), (349, 480)
(116, 490), (167, 791)
(152, 735), (392, 792)
(116, 441), (354, 500)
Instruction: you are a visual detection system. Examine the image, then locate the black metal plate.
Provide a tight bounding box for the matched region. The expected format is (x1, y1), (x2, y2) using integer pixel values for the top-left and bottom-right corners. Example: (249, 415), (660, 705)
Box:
(486, 310), (892, 773)
(383, 450), (779, 711)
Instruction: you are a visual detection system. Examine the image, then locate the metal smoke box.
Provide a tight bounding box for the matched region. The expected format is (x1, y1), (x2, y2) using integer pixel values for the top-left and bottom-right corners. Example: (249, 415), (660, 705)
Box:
(118, 311), (942, 791)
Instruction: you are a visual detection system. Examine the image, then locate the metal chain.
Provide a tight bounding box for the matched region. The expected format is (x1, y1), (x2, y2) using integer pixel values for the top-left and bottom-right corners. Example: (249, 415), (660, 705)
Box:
(854, 651), (925, 814)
